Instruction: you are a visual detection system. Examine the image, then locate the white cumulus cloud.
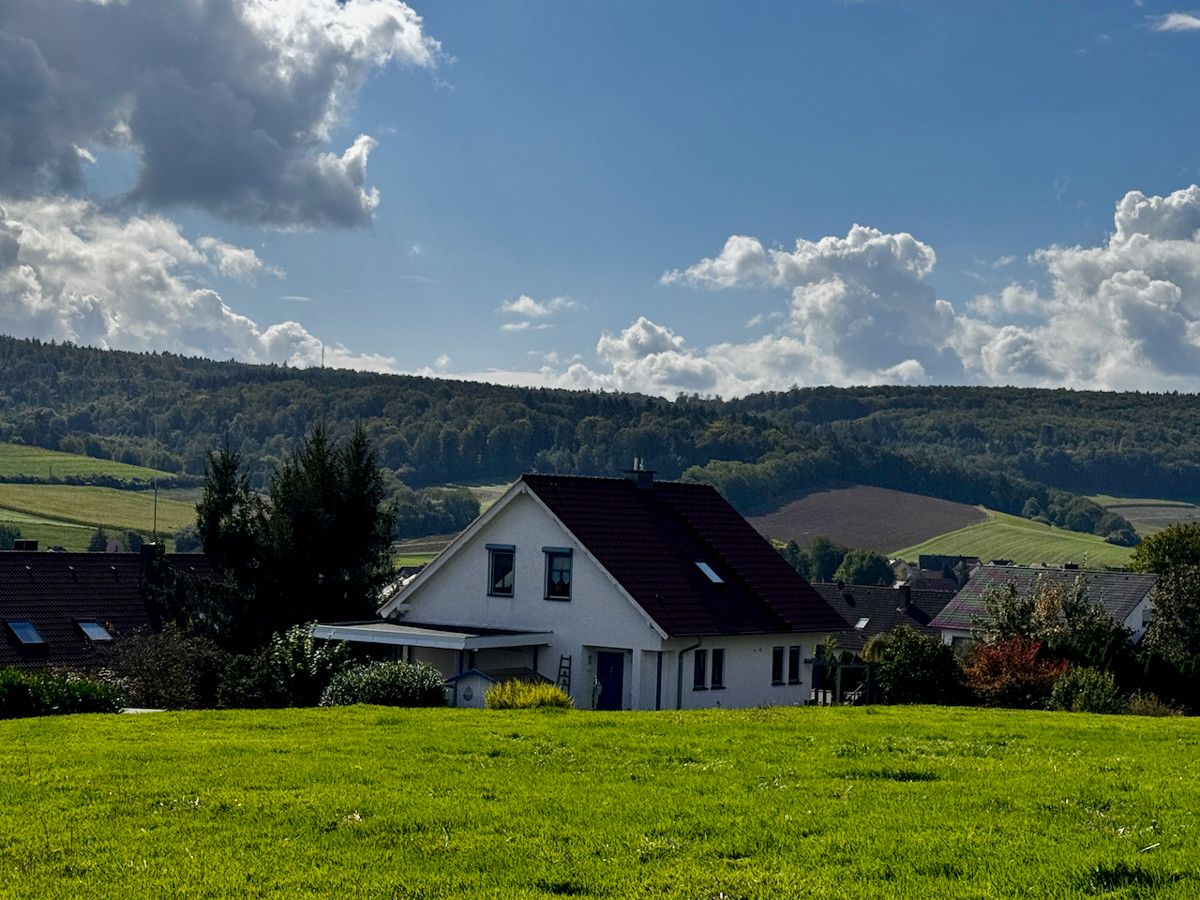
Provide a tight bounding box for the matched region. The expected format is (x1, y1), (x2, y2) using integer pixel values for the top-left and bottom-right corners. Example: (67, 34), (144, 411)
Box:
(0, 0), (439, 228)
(507, 184), (1200, 397)
(1155, 12), (1200, 31)
(0, 197), (393, 371)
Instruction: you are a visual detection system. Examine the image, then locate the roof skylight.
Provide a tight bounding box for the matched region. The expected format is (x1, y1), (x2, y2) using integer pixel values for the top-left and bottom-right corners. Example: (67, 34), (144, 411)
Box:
(78, 621), (113, 642)
(8, 621), (46, 645)
(695, 561), (724, 584)
(855, 617), (870, 630)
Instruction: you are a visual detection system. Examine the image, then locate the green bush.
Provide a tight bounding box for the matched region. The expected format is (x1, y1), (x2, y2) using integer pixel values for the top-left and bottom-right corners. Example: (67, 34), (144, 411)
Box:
(0, 667), (123, 718)
(484, 680), (574, 709)
(1048, 667), (1125, 714)
(862, 625), (962, 705)
(264, 624), (353, 707)
(216, 652), (287, 709)
(108, 625), (229, 710)
(1126, 691), (1184, 717)
(320, 660), (446, 708)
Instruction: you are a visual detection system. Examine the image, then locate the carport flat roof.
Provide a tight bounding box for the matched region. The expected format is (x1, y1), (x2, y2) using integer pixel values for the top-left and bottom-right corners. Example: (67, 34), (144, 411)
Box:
(311, 621), (552, 651)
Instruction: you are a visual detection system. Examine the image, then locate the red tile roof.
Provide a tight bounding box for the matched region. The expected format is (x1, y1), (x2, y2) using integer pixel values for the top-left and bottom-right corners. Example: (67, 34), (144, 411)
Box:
(0, 551), (211, 670)
(522, 474), (845, 636)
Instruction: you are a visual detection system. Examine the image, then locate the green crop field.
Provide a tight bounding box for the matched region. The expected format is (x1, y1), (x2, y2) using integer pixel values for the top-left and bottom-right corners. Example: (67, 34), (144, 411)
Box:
(1090, 495), (1200, 537)
(0, 442), (173, 482)
(0, 706), (1196, 898)
(892, 509), (1134, 568)
(0, 484), (195, 535)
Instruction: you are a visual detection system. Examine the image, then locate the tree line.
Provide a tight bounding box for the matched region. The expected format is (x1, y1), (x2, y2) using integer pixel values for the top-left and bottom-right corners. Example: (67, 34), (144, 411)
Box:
(1, 337), (1195, 538)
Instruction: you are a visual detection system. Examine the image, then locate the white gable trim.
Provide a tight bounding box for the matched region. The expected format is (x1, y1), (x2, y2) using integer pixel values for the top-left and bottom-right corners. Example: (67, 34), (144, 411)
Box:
(380, 478), (669, 640)
(379, 480), (529, 618)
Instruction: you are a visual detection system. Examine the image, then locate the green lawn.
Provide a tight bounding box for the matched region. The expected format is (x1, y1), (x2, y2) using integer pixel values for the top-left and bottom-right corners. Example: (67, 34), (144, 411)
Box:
(892, 509), (1134, 568)
(0, 442), (172, 482)
(394, 552), (437, 568)
(1, 706), (1197, 898)
(0, 484), (195, 535)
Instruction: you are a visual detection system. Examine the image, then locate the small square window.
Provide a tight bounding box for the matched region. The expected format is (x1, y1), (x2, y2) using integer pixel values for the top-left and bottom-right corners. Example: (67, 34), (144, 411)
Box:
(8, 621), (45, 645)
(487, 546), (515, 597)
(78, 621), (112, 642)
(710, 649), (725, 689)
(544, 549), (572, 600)
(693, 648), (708, 690)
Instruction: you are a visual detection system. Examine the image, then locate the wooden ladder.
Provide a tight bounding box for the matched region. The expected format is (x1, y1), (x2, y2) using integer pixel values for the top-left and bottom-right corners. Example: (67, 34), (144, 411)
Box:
(557, 655), (572, 693)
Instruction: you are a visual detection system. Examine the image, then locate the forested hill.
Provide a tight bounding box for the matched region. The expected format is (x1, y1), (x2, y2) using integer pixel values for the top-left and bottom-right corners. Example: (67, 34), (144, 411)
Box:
(2, 336), (1199, 517)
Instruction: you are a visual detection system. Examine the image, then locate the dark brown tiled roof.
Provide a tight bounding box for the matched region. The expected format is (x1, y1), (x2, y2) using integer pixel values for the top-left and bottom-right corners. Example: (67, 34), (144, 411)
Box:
(522, 474), (845, 637)
(812, 583), (955, 653)
(929, 565), (1155, 632)
(0, 551), (211, 670)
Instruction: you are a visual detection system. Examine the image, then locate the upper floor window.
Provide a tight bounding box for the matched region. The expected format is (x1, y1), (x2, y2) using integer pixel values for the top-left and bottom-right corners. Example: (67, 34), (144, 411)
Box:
(487, 545), (515, 597)
(543, 548), (573, 600)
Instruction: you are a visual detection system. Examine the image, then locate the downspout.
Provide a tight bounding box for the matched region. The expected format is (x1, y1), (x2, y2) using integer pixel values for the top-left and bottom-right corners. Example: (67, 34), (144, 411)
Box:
(675, 638), (704, 710)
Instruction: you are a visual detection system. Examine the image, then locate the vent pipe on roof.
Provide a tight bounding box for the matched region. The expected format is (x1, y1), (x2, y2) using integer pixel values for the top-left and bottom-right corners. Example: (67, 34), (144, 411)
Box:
(624, 458), (656, 490)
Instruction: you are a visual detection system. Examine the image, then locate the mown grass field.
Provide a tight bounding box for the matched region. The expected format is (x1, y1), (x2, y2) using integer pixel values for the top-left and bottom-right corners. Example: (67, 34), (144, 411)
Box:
(892, 509), (1135, 568)
(0, 442), (172, 482)
(0, 484), (195, 535)
(1090, 495), (1200, 537)
(0, 706), (1197, 898)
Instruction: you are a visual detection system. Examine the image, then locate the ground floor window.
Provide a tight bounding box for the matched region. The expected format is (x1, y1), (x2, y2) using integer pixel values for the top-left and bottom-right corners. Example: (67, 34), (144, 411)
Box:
(771, 646), (784, 685)
(693, 648), (708, 689)
(788, 645), (802, 684)
(710, 648), (725, 689)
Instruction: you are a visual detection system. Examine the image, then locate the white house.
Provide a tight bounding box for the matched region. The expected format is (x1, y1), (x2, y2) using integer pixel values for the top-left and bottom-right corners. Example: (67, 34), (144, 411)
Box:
(314, 470), (846, 710)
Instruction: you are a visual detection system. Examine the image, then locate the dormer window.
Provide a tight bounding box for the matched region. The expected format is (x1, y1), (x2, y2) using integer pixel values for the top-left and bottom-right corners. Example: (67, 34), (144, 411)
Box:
(695, 561), (723, 584)
(543, 548), (572, 601)
(487, 545), (515, 597)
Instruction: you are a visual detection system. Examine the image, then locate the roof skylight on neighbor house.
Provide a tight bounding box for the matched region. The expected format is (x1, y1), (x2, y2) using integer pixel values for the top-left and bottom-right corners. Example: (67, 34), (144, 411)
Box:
(8, 621), (46, 645)
(78, 621), (113, 642)
(695, 561), (724, 584)
(855, 617), (870, 630)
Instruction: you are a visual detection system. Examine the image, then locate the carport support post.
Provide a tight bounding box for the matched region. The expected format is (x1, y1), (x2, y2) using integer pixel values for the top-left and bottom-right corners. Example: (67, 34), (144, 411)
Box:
(629, 649), (641, 710)
(456, 650), (465, 675)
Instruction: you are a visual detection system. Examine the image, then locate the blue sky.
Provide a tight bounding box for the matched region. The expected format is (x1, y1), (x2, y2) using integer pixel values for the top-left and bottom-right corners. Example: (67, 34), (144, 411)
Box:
(3, 1), (1200, 394)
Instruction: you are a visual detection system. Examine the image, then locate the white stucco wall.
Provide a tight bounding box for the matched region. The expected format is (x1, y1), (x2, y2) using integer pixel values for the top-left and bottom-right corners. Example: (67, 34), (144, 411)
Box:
(665, 635), (827, 710)
(1125, 596), (1154, 643)
(395, 488), (665, 708)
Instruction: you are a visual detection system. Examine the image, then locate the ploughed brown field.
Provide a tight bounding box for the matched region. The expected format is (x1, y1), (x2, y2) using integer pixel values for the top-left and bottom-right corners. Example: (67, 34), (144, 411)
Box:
(749, 483), (987, 552)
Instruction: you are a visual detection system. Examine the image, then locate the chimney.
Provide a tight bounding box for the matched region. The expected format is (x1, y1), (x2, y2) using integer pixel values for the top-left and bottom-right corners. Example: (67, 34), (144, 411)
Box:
(897, 583), (912, 613)
(623, 457), (656, 490)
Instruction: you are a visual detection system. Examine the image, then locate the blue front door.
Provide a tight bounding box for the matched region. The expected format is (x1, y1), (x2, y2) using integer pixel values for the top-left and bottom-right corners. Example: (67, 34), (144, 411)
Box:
(596, 651), (624, 710)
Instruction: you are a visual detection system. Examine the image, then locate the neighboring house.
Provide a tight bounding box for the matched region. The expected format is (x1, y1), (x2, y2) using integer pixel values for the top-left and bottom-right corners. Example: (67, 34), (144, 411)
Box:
(0, 544), (210, 670)
(812, 582), (955, 654)
(930, 564), (1156, 651)
(315, 470), (846, 710)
